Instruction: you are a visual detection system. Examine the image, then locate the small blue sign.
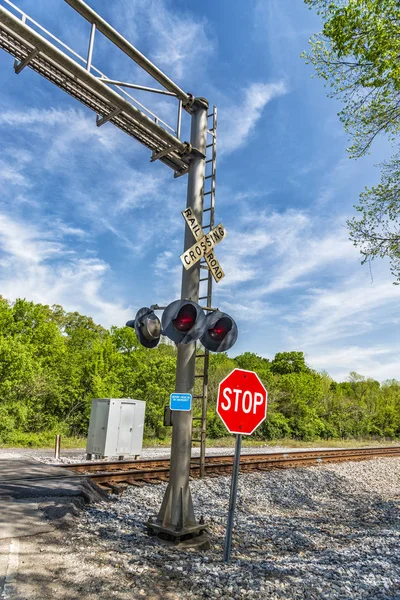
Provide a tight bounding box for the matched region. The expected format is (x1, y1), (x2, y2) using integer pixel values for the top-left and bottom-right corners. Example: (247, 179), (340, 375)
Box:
(170, 393), (192, 411)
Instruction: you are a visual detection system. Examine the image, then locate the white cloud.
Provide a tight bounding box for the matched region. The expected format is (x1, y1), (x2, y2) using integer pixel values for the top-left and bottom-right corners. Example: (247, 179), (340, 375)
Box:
(116, 170), (167, 212)
(0, 212), (131, 327)
(154, 250), (174, 275)
(212, 202), (400, 381)
(0, 106), (178, 256)
(219, 81), (288, 155)
(258, 231), (353, 296)
(0, 108), (123, 166)
(217, 228), (272, 286)
(0, 159), (31, 188)
(114, 0), (215, 82)
(307, 344), (400, 382)
(295, 276), (400, 347)
(216, 209), (354, 296)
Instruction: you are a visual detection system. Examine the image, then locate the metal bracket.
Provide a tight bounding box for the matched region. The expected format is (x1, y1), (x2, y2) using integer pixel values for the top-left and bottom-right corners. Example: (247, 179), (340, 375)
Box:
(190, 147), (206, 160)
(150, 145), (175, 162)
(174, 168), (189, 178)
(99, 78), (177, 97)
(150, 302), (217, 312)
(14, 48), (39, 74)
(182, 92), (195, 112)
(96, 107), (122, 127)
(149, 304), (166, 311)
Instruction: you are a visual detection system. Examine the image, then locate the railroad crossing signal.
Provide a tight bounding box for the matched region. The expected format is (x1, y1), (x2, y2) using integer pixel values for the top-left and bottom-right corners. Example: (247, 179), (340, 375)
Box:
(181, 208), (226, 282)
(127, 300), (238, 352)
(0, 0), (228, 546)
(127, 307), (162, 348)
(200, 310), (238, 353)
(217, 369), (268, 435)
(162, 299), (206, 344)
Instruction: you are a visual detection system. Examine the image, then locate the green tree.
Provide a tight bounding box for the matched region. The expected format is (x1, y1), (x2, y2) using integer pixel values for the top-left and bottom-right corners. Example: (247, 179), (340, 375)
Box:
(271, 351), (311, 375)
(303, 0), (400, 281)
(275, 371), (326, 440)
(1, 295), (399, 445)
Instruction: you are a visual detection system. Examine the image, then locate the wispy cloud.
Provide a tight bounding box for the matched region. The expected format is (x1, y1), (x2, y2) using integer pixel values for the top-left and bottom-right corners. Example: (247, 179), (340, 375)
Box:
(219, 81), (288, 155)
(113, 0), (215, 82)
(0, 108), (122, 160)
(0, 212), (131, 327)
(216, 208), (354, 296)
(307, 344), (400, 383)
(294, 276), (400, 347)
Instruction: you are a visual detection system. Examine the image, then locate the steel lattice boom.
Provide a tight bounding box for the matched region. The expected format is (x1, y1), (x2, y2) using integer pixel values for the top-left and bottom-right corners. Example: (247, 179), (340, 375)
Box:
(0, 2), (196, 176)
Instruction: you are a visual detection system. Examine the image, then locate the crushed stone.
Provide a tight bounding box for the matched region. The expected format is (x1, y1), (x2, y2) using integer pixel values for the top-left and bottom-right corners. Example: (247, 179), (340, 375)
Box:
(60, 457), (400, 600)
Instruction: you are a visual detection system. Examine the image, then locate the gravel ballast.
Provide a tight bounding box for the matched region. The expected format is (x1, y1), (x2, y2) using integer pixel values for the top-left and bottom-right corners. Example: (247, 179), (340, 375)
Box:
(28, 446), (302, 464)
(61, 458), (400, 599)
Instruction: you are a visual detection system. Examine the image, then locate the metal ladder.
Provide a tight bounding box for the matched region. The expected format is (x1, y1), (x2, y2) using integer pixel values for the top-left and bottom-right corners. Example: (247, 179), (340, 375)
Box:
(192, 106), (217, 478)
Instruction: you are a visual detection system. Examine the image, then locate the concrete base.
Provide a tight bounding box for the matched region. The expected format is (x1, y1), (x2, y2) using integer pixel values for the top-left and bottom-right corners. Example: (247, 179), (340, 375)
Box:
(154, 531), (211, 551)
(147, 522), (211, 551)
(146, 516), (210, 550)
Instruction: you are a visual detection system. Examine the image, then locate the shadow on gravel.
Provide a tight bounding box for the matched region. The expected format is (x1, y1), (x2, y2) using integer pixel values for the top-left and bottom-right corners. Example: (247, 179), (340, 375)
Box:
(2, 467), (399, 600)
(227, 468), (400, 599)
(4, 530), (179, 600)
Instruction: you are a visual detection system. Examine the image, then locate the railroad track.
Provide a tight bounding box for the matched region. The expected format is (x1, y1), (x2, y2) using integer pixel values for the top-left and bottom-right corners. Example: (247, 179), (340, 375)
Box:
(60, 446), (400, 491)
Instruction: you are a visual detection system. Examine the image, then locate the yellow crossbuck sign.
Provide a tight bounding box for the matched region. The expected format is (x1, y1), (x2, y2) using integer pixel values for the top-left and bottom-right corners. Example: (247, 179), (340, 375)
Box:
(180, 208), (226, 282)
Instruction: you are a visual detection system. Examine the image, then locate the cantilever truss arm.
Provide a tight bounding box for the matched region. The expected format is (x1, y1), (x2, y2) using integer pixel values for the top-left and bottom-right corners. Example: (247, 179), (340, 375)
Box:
(0, 5), (193, 176)
(65, 0), (192, 109)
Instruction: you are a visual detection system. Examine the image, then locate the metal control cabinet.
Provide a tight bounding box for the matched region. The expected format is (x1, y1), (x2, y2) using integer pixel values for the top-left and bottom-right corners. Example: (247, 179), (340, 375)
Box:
(86, 398), (146, 459)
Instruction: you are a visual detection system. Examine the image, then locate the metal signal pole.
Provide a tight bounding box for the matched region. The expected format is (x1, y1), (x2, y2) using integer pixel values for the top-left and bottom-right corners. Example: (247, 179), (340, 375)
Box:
(0, 0), (213, 548)
(147, 98), (209, 547)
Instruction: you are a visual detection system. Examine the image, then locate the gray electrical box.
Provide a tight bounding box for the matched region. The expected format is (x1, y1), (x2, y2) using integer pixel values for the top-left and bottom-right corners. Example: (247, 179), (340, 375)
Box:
(86, 398), (146, 459)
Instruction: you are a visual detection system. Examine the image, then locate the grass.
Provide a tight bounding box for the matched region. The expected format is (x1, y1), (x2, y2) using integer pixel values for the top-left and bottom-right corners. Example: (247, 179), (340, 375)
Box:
(1, 435), (399, 451)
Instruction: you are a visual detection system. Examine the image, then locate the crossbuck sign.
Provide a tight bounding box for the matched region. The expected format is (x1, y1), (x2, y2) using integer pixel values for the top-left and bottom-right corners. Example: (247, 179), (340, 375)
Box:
(180, 208), (226, 282)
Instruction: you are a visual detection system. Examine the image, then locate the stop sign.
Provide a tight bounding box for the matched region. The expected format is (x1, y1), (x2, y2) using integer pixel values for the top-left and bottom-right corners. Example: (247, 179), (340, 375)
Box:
(217, 368), (267, 435)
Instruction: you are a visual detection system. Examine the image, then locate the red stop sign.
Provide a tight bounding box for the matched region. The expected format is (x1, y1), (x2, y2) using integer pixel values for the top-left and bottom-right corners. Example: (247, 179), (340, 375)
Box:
(217, 368), (268, 435)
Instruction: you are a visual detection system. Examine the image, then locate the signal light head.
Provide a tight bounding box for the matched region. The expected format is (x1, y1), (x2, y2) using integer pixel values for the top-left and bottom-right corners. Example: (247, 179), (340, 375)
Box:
(126, 307), (161, 348)
(208, 316), (232, 342)
(162, 299), (206, 344)
(200, 310), (238, 352)
(126, 301), (238, 352)
(173, 304), (197, 332)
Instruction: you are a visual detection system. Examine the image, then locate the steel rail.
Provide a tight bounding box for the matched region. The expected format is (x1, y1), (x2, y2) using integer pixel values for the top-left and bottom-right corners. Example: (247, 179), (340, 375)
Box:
(58, 445), (400, 471)
(61, 446), (400, 485)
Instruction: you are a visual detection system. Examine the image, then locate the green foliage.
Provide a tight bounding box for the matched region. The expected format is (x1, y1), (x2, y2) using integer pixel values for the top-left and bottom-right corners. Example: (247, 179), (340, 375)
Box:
(0, 297), (399, 445)
(347, 155), (400, 282)
(271, 351), (311, 375)
(302, 0), (400, 281)
(258, 411), (292, 440)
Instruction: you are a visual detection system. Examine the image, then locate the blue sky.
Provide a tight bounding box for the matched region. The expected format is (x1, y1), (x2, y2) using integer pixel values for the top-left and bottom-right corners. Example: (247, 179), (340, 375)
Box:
(0, 0), (398, 382)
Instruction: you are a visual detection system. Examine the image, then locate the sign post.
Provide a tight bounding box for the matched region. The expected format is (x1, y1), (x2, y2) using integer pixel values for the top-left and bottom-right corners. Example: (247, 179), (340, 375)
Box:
(217, 368), (268, 562)
(224, 433), (242, 562)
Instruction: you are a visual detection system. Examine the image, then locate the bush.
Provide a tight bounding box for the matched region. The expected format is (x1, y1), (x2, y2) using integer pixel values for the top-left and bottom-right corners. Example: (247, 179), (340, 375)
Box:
(207, 412), (230, 439)
(258, 411), (292, 439)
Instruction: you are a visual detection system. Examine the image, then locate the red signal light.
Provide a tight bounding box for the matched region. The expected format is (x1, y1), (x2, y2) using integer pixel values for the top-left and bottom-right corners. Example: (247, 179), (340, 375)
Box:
(173, 304), (196, 332)
(208, 317), (232, 342)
